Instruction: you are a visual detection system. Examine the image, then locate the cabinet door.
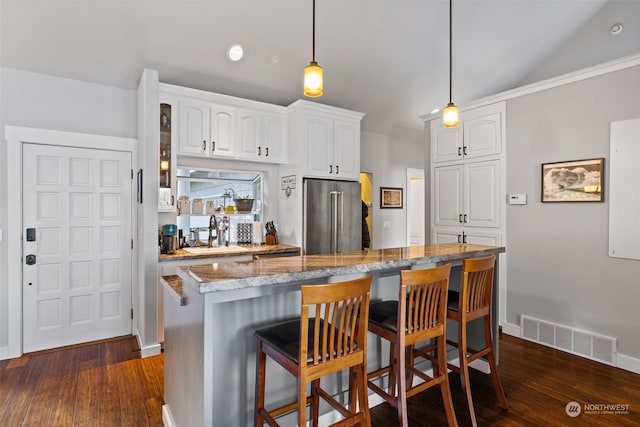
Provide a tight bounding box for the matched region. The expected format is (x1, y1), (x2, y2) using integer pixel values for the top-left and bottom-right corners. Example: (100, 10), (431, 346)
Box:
(159, 95), (178, 212)
(431, 125), (463, 163)
(463, 112), (501, 159)
(464, 160), (500, 228)
(236, 109), (261, 161)
(465, 229), (501, 246)
(210, 105), (236, 158)
(179, 99), (210, 155)
(263, 112), (287, 163)
(305, 114), (333, 178)
(433, 165), (463, 227)
(334, 119), (360, 179)
(432, 228), (463, 244)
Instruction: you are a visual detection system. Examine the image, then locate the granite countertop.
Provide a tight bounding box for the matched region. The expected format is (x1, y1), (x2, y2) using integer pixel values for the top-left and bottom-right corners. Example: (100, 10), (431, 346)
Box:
(179, 243), (505, 294)
(159, 243), (300, 262)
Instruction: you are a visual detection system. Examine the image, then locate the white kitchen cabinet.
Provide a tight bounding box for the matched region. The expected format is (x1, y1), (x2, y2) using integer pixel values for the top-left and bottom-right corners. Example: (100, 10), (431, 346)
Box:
(431, 106), (502, 163)
(432, 227), (501, 245)
(237, 109), (287, 164)
(178, 97), (236, 158)
(289, 101), (363, 180)
(433, 160), (500, 228)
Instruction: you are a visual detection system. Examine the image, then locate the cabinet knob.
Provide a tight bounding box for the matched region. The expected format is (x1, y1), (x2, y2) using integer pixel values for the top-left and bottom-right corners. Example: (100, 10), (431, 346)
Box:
(203, 140), (206, 151)
(329, 165), (333, 174)
(457, 147), (462, 156)
(265, 147), (269, 157)
(463, 214), (468, 223)
(457, 234), (462, 244)
(463, 146), (468, 156)
(336, 165), (339, 175)
(212, 141), (216, 152)
(463, 232), (468, 244)
(258, 146), (261, 156)
(458, 214), (463, 223)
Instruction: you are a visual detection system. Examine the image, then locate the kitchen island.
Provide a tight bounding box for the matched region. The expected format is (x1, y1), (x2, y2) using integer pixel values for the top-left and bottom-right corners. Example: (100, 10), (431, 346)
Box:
(161, 243), (505, 427)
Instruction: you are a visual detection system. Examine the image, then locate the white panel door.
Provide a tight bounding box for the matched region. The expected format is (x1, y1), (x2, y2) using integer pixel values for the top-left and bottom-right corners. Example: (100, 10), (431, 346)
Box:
(22, 143), (132, 353)
(334, 119), (359, 180)
(464, 160), (500, 228)
(433, 164), (463, 227)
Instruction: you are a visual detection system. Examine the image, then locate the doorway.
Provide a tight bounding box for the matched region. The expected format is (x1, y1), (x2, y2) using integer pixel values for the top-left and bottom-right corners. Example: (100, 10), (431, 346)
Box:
(5, 127), (136, 357)
(406, 168), (425, 246)
(359, 172), (373, 249)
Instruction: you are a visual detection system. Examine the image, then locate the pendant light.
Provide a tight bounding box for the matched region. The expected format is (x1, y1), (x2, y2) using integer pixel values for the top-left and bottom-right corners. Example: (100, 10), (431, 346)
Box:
(303, 0), (323, 97)
(443, 0), (459, 128)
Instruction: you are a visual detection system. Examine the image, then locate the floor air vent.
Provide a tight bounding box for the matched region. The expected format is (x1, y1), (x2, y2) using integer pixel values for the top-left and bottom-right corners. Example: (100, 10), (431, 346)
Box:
(520, 315), (617, 366)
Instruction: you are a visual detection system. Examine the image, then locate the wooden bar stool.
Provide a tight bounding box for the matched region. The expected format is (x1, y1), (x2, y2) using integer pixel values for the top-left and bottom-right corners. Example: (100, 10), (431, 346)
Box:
(446, 254), (508, 427)
(254, 275), (372, 427)
(367, 264), (458, 427)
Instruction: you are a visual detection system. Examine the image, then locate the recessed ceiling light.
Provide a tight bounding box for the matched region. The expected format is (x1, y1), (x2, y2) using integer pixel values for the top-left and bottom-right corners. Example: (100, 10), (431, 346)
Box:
(227, 44), (244, 61)
(610, 23), (623, 35)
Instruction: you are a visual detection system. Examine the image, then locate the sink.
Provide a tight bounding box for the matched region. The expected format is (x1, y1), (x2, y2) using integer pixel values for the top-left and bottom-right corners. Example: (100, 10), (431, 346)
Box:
(183, 245), (249, 255)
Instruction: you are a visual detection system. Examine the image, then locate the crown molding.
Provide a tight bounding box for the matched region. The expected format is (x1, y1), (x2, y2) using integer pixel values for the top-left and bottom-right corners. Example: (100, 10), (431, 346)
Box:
(421, 53), (640, 122)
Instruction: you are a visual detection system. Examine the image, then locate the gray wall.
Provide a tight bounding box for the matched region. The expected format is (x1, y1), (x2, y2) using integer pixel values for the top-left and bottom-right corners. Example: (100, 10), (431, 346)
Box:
(0, 67), (136, 352)
(506, 65), (640, 359)
(360, 131), (424, 249)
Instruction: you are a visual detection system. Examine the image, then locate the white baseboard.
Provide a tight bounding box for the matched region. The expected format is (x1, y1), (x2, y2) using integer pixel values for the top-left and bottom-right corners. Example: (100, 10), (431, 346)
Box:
(0, 346), (19, 361)
(501, 322), (521, 337)
(135, 332), (162, 358)
(616, 353), (640, 374)
(162, 404), (177, 427)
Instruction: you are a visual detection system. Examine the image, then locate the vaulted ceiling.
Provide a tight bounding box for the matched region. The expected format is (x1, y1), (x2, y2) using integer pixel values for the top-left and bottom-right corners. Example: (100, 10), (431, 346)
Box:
(2, 0), (638, 140)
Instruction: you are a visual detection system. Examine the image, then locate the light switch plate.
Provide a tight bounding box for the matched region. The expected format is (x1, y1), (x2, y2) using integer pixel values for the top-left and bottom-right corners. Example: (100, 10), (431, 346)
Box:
(508, 193), (527, 205)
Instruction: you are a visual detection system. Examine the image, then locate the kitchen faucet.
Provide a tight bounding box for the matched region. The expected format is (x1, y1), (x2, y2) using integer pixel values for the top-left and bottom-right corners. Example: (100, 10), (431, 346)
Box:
(208, 215), (218, 248)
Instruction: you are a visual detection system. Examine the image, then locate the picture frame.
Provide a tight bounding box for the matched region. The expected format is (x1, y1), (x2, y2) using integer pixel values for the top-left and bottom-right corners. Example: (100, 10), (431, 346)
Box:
(541, 158), (604, 203)
(380, 187), (403, 209)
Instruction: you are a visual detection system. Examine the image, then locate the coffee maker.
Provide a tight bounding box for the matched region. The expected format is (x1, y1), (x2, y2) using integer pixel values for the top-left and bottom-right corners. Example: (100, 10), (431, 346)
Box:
(161, 224), (178, 254)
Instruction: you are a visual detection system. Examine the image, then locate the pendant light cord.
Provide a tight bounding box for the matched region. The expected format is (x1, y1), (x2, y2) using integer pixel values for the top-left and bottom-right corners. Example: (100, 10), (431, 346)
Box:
(312, 0), (316, 62)
(449, 0), (453, 104)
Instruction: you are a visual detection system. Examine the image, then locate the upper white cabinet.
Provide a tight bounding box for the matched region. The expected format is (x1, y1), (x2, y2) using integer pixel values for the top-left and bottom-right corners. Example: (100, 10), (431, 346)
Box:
(237, 109), (287, 164)
(433, 160), (500, 228)
(178, 98), (236, 158)
(431, 108), (502, 163)
(163, 83), (287, 164)
(288, 100), (364, 181)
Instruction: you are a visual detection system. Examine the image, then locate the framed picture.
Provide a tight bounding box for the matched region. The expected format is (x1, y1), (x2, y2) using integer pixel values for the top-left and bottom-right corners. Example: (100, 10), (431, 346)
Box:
(541, 158), (604, 202)
(380, 187), (403, 209)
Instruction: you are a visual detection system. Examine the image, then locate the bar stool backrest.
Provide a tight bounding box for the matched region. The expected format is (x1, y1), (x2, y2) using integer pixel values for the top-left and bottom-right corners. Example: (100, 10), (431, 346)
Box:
(300, 276), (372, 374)
(461, 254), (496, 321)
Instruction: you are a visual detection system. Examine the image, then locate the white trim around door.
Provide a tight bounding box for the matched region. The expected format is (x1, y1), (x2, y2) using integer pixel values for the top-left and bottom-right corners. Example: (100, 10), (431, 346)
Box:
(4, 126), (137, 359)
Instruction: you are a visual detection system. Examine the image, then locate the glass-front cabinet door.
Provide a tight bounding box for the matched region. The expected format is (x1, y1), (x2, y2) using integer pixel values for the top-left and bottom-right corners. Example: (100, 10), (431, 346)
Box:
(159, 98), (178, 211)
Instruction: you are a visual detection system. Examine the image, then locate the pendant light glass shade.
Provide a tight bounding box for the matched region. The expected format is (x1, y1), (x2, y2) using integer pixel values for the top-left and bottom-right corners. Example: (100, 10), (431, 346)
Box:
(304, 61), (323, 97)
(443, 102), (459, 128)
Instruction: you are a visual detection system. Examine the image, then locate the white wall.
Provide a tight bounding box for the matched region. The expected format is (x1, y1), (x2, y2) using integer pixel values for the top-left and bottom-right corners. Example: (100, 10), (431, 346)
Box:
(506, 65), (640, 363)
(0, 67), (136, 354)
(360, 131), (424, 249)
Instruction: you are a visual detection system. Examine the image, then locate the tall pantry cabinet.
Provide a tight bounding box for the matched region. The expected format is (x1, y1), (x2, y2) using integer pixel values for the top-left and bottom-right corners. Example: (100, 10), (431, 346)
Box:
(427, 102), (507, 323)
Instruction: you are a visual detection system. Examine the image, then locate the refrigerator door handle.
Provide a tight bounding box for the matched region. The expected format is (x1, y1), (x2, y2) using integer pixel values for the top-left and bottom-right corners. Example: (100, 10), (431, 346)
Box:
(337, 191), (344, 252)
(330, 191), (340, 253)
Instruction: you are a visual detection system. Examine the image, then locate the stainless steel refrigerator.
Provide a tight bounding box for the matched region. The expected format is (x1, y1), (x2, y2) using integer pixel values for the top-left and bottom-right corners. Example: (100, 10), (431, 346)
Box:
(303, 178), (362, 255)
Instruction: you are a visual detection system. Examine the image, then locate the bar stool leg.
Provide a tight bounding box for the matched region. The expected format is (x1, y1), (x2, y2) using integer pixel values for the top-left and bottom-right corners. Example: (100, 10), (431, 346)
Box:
(437, 335), (458, 427)
(255, 342), (266, 426)
(458, 321), (478, 427)
(396, 340), (409, 427)
(485, 316), (508, 410)
(298, 379), (307, 427)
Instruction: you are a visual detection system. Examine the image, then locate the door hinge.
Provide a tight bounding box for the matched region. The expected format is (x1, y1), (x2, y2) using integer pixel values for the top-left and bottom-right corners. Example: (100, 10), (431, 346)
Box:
(131, 308), (134, 319)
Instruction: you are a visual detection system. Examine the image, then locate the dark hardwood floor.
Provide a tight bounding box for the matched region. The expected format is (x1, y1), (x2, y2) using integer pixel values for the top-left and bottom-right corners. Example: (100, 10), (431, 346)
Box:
(0, 337), (163, 427)
(1, 333), (638, 426)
